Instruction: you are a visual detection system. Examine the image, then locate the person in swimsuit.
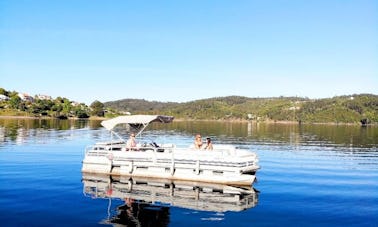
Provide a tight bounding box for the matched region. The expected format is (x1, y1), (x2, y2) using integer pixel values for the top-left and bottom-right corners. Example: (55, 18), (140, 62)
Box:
(204, 137), (213, 150)
(194, 134), (203, 149)
(126, 133), (137, 150)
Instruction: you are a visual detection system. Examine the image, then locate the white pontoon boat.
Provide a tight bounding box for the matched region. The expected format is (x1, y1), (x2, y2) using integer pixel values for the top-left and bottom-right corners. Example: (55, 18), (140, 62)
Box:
(82, 115), (259, 186)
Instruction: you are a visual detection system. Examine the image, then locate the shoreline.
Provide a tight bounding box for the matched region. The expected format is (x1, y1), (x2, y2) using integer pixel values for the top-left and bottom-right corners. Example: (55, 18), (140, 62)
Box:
(0, 115), (373, 126)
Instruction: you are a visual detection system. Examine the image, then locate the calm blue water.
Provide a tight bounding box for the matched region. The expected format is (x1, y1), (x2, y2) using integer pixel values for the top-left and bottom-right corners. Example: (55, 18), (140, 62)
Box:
(0, 119), (377, 226)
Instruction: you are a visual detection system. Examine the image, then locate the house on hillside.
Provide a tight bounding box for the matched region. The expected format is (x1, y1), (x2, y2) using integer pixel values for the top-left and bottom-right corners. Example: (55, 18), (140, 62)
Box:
(0, 94), (9, 101)
(36, 94), (52, 100)
(71, 101), (80, 106)
(18, 93), (34, 102)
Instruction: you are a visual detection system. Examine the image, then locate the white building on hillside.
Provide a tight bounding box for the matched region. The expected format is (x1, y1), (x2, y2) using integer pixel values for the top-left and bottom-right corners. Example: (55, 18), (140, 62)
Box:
(0, 94), (9, 101)
(18, 93), (34, 102)
(36, 94), (52, 100)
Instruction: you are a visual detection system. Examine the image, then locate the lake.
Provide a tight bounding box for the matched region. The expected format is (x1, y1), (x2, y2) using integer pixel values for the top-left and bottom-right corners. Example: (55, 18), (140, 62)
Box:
(0, 118), (377, 226)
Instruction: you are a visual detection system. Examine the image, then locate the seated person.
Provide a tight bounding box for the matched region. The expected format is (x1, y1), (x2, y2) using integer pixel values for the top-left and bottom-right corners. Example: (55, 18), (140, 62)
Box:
(204, 137), (213, 150)
(126, 133), (138, 150)
(194, 134), (203, 149)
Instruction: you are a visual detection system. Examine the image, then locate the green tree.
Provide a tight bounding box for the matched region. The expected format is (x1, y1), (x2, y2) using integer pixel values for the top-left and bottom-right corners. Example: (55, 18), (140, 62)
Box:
(72, 104), (90, 118)
(51, 103), (63, 112)
(9, 96), (21, 109)
(61, 98), (72, 116)
(90, 100), (105, 117)
(0, 88), (9, 96)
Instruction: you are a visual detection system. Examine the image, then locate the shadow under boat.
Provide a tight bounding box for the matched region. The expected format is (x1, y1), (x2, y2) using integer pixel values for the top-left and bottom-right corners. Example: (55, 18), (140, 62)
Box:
(82, 173), (259, 225)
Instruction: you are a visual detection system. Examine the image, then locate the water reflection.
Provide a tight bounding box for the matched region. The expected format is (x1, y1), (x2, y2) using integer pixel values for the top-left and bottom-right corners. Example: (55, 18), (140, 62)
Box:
(0, 118), (98, 130)
(0, 118), (103, 144)
(150, 121), (378, 148)
(82, 173), (258, 226)
(106, 198), (170, 226)
(0, 118), (377, 148)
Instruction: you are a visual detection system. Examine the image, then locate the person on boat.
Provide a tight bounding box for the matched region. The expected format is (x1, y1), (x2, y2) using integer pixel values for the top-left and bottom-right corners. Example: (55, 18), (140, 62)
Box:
(126, 133), (138, 150)
(204, 137), (213, 150)
(194, 134), (203, 149)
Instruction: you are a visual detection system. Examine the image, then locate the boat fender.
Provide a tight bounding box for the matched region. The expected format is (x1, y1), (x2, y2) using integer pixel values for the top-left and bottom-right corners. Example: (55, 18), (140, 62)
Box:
(107, 153), (114, 160)
(127, 178), (132, 191)
(106, 187), (113, 196)
(128, 161), (133, 174)
(170, 162), (175, 176)
(195, 160), (200, 175)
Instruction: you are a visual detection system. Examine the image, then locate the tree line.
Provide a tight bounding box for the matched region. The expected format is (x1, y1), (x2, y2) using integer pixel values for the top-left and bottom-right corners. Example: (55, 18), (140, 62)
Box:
(1, 87), (377, 124)
(0, 88), (106, 118)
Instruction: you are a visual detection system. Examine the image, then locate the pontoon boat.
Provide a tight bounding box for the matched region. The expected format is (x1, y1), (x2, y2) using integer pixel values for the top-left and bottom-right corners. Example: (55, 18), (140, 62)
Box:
(82, 115), (259, 186)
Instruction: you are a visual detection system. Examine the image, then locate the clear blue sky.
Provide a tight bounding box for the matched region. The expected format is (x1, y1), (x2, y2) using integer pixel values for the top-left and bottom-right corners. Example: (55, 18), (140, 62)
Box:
(0, 0), (377, 104)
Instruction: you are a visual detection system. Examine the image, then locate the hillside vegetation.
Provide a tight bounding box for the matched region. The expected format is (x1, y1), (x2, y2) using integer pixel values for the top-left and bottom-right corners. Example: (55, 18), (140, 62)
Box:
(105, 94), (378, 124)
(0, 88), (104, 119)
(1, 86), (376, 124)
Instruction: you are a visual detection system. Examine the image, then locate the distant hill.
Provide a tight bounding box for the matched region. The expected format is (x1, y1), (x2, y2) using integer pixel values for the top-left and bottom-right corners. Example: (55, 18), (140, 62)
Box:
(104, 94), (378, 124)
(105, 98), (178, 112)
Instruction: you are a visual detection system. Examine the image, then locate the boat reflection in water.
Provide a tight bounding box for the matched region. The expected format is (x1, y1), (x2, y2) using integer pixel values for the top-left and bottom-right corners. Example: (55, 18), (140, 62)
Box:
(82, 173), (259, 226)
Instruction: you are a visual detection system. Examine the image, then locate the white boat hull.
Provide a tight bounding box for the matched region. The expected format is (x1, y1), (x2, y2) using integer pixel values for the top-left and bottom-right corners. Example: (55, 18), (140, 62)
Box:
(82, 144), (259, 186)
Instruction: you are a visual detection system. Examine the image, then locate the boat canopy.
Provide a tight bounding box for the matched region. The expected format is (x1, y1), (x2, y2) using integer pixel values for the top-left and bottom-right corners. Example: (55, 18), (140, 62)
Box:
(101, 115), (174, 131)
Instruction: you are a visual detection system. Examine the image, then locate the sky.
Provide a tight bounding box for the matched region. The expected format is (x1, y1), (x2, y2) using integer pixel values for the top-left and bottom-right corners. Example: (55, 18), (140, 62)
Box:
(0, 0), (377, 105)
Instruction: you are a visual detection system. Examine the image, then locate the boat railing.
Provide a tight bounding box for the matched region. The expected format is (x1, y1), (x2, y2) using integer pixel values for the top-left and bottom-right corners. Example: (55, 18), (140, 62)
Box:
(172, 147), (237, 157)
(85, 143), (256, 162)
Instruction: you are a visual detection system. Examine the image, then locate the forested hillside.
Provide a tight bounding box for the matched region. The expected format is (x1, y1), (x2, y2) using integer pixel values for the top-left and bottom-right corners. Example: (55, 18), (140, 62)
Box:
(0, 87), (104, 119)
(105, 99), (177, 112)
(1, 85), (376, 124)
(104, 94), (378, 124)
